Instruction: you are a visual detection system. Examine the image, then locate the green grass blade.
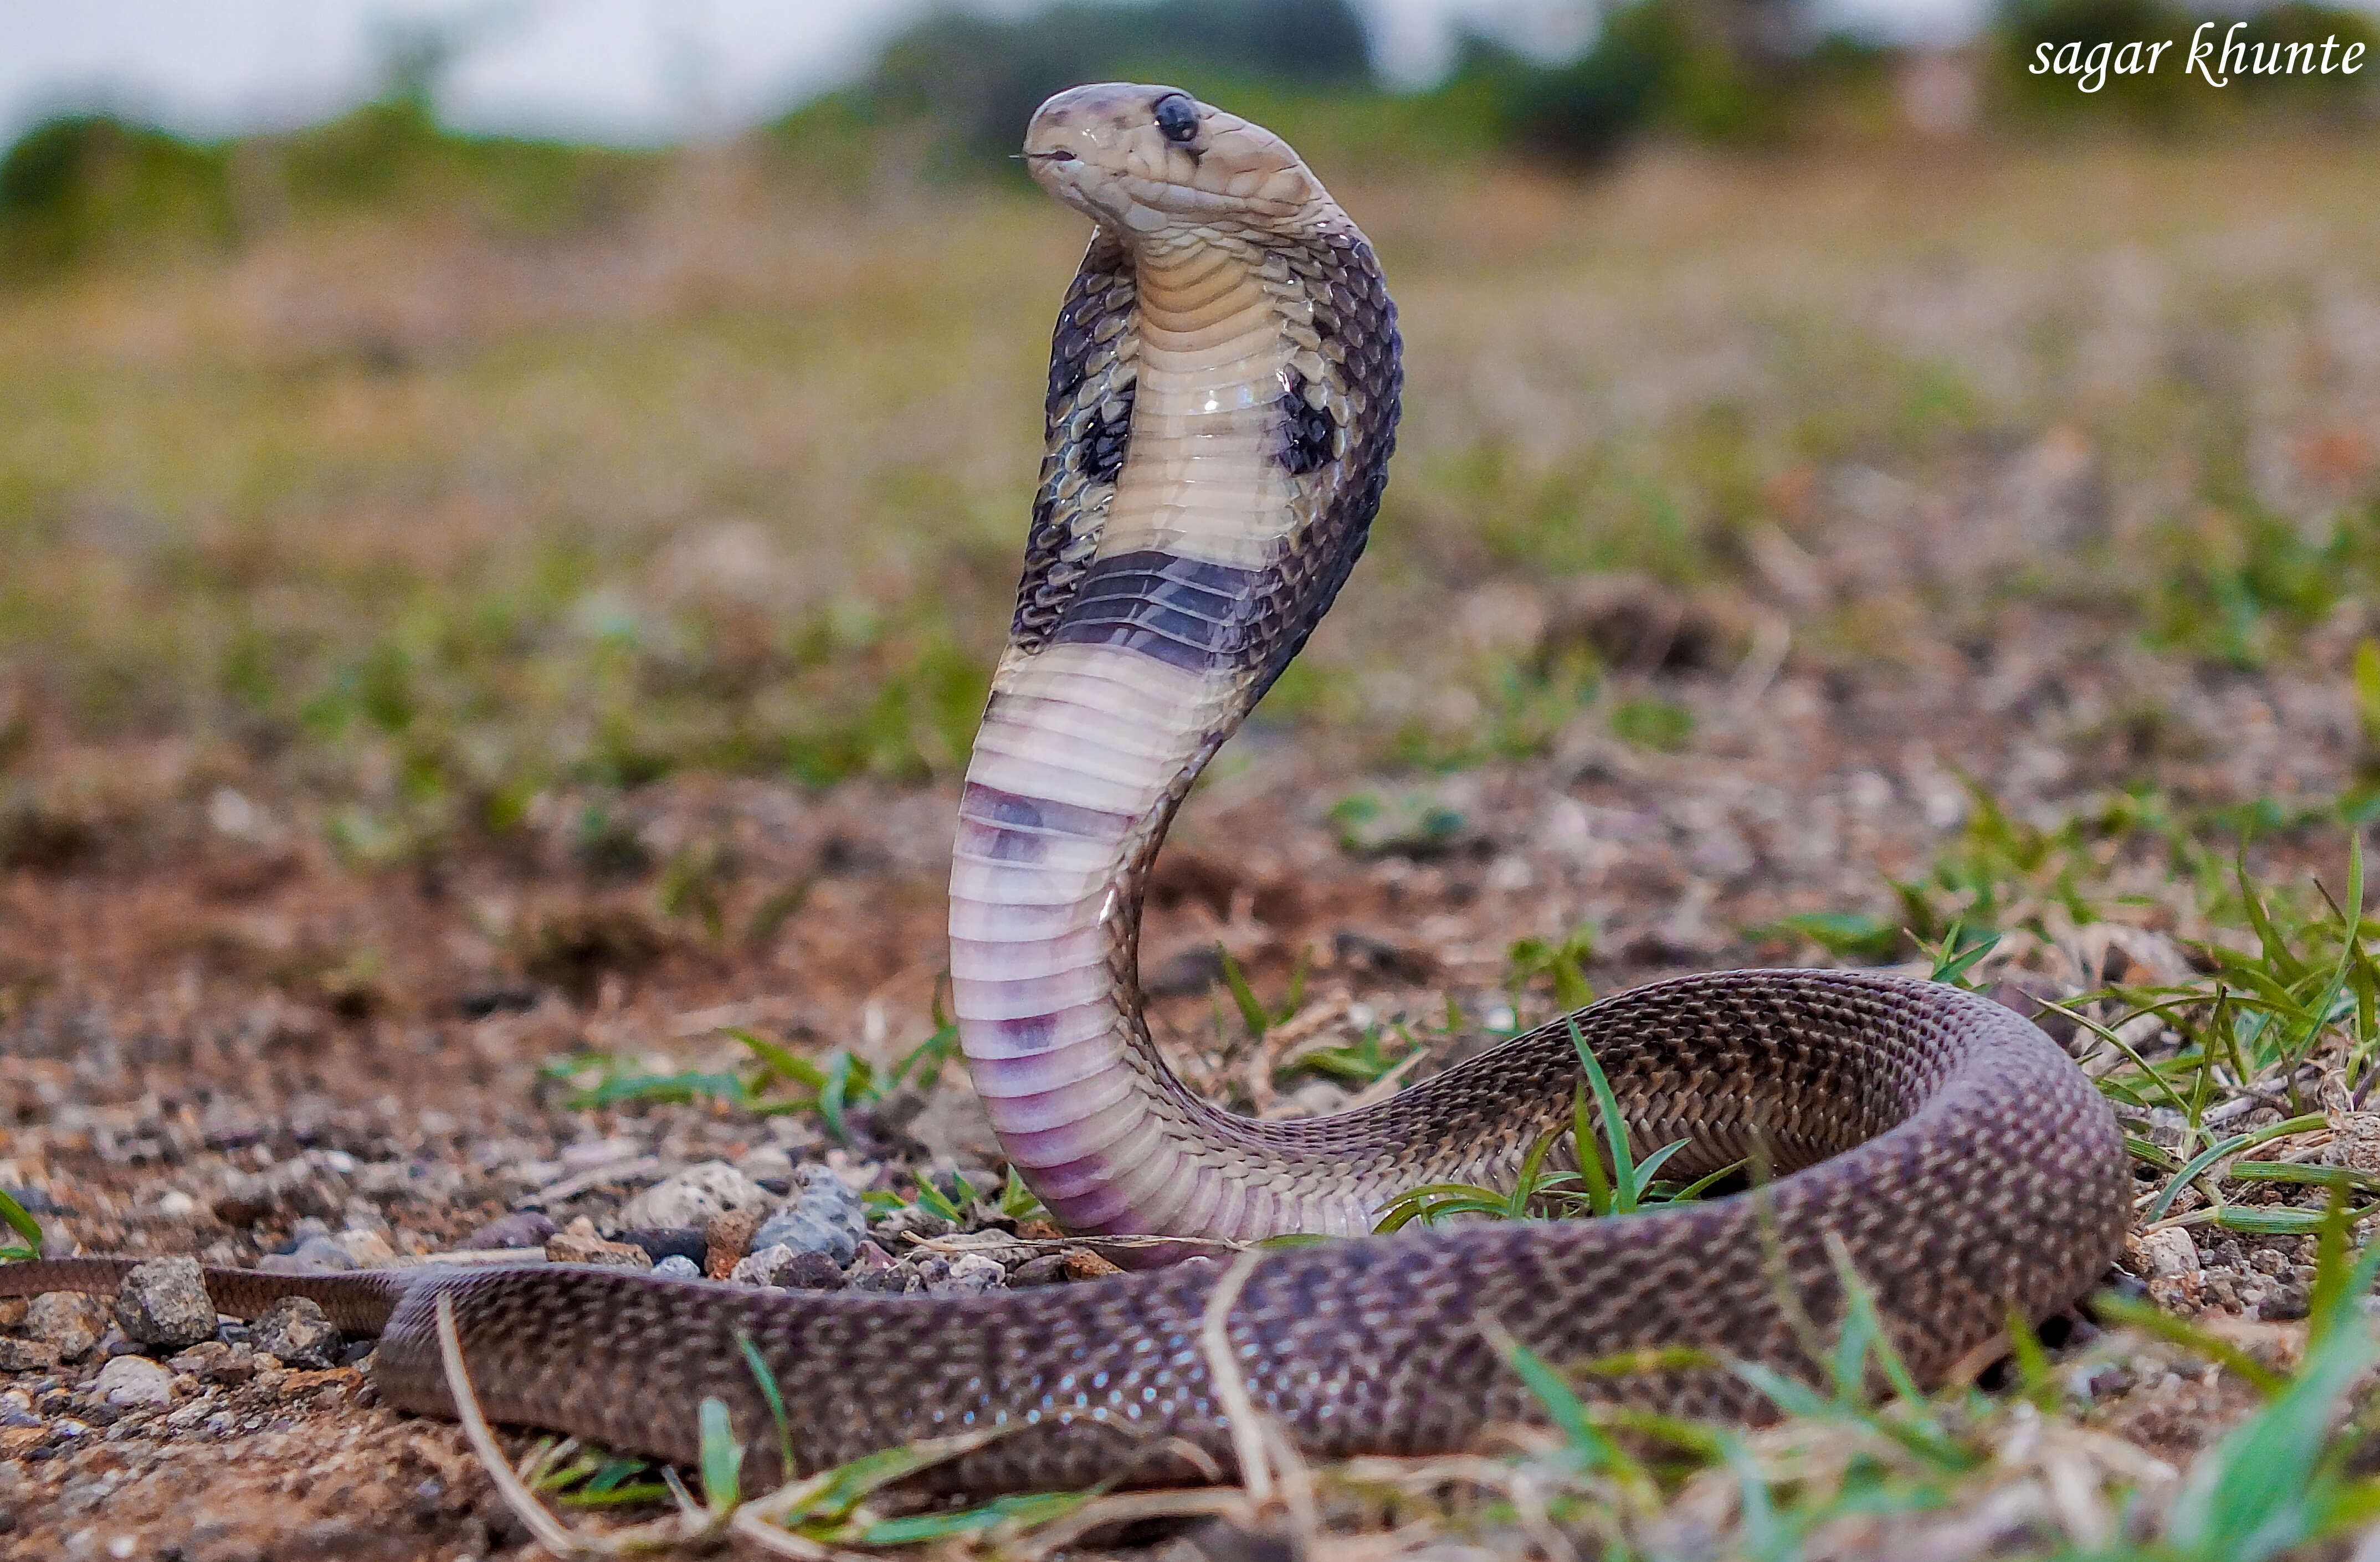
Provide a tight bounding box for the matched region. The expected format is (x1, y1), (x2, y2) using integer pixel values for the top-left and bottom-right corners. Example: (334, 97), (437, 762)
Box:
(1217, 946), (1270, 1040)
(735, 1330), (794, 1483)
(2166, 1316), (2378, 1561)
(697, 1396), (744, 1515)
(0, 1186), (40, 1259)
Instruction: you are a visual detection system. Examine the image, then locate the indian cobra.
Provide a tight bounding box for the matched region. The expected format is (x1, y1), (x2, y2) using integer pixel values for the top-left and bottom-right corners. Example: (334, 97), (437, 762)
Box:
(2, 83), (2127, 1496)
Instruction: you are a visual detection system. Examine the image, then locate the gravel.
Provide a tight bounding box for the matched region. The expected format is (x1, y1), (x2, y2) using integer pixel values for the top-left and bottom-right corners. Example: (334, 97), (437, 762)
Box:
(750, 1164), (866, 1266)
(925, 1252), (1006, 1295)
(112, 1258), (216, 1352)
(251, 1298), (342, 1370)
(652, 1255), (701, 1279)
(618, 1161), (773, 1228)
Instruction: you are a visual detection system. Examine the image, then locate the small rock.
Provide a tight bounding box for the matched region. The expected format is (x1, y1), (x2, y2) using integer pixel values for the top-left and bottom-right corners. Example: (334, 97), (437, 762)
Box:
(0, 1298), (23, 1330)
(114, 1258), (218, 1351)
(735, 1145), (798, 1187)
(156, 1190), (199, 1219)
(336, 1229), (396, 1266)
(251, 1297), (342, 1370)
(2135, 1228), (2200, 1277)
(1009, 1253), (1072, 1288)
(26, 1293), (109, 1362)
(544, 1232), (653, 1269)
(457, 1211), (557, 1251)
(94, 1355), (172, 1409)
(1061, 1249), (1124, 1282)
(751, 1165), (868, 1266)
(652, 1255), (702, 1280)
(730, 1245), (845, 1290)
(258, 1236), (357, 1275)
(0, 1339), (57, 1373)
(848, 1257), (923, 1295)
(926, 1252), (1006, 1296)
(166, 1342), (230, 1375)
(704, 1209), (762, 1279)
(561, 1137), (645, 1174)
(619, 1162), (772, 1229)
(619, 1227), (707, 1266)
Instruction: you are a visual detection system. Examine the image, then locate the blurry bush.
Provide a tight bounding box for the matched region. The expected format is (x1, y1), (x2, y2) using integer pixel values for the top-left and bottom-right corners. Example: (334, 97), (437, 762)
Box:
(0, 21), (653, 281)
(0, 115), (238, 275)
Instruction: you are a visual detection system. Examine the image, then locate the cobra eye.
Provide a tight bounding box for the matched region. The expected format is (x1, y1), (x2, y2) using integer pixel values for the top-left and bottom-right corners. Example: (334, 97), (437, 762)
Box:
(1153, 93), (1200, 145)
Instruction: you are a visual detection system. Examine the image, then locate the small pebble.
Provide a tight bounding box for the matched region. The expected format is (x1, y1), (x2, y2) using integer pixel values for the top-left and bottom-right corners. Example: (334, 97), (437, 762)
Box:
(704, 1209), (762, 1278)
(156, 1190), (199, 1219)
(544, 1232), (653, 1269)
(619, 1162), (772, 1229)
(651, 1255), (702, 1280)
(336, 1229), (397, 1266)
(926, 1252), (1006, 1296)
(258, 1236), (357, 1275)
(166, 1342), (230, 1375)
(848, 1260), (922, 1296)
(730, 1245), (845, 1290)
(1008, 1253), (1071, 1288)
(457, 1211), (557, 1251)
(620, 1227), (707, 1265)
(735, 1145), (798, 1186)
(751, 1165), (867, 1265)
(1060, 1249), (1124, 1281)
(0, 1339), (56, 1373)
(94, 1355), (172, 1409)
(25, 1293), (108, 1362)
(252, 1297), (342, 1369)
(2137, 1228), (2199, 1277)
(114, 1258), (218, 1351)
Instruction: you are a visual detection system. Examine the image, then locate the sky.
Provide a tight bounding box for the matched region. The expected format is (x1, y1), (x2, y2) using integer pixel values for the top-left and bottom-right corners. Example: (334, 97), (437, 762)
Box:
(0, 0), (1989, 150)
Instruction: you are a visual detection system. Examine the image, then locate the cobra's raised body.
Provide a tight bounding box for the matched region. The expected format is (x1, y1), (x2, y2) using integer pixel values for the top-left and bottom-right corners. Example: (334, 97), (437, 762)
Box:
(950, 84), (1407, 1237)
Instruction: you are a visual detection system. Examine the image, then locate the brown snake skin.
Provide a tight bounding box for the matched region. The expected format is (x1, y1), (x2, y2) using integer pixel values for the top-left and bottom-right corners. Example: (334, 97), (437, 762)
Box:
(1, 85), (2128, 1495)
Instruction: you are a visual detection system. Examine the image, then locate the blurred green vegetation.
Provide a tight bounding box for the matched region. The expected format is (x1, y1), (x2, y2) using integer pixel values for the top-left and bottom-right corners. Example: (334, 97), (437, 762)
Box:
(0, 0), (2374, 870)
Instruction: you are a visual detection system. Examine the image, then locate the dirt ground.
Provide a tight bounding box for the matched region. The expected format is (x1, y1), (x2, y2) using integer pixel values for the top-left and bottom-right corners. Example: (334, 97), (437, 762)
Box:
(0, 586), (2366, 1558)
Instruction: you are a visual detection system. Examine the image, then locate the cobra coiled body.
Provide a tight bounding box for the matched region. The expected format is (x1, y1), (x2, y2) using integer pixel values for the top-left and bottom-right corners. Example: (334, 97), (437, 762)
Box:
(0, 83), (2129, 1496)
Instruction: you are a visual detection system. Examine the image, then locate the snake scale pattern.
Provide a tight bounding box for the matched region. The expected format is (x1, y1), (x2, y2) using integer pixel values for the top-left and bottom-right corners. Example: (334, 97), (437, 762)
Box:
(2, 84), (2129, 1496)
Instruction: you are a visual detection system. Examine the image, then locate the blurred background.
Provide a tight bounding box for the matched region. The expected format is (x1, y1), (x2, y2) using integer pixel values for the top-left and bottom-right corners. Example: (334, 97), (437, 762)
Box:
(0, 0), (2375, 874)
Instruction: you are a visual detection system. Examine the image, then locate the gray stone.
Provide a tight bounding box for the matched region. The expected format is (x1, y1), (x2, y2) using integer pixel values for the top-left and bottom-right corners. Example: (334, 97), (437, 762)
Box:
(258, 1236), (356, 1275)
(651, 1255), (701, 1280)
(251, 1297), (342, 1370)
(0, 1338), (57, 1372)
(94, 1354), (172, 1409)
(114, 1258), (217, 1351)
(1009, 1253), (1071, 1288)
(25, 1293), (108, 1362)
(457, 1211), (557, 1251)
(619, 1162), (773, 1229)
(730, 1244), (845, 1290)
(922, 1252), (1005, 1296)
(751, 1165), (867, 1266)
